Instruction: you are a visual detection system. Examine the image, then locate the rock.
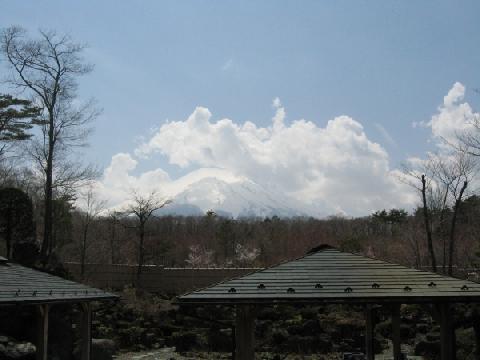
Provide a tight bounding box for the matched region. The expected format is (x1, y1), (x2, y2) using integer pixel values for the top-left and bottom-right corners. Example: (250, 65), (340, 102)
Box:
(207, 328), (232, 352)
(285, 335), (331, 353)
(15, 343), (36, 355)
(172, 331), (197, 352)
(152, 339), (165, 349)
(286, 324), (303, 336)
(426, 332), (440, 342)
(400, 324), (414, 338)
(300, 319), (321, 335)
(299, 307), (318, 320)
(143, 333), (156, 347)
(415, 340), (440, 358)
(416, 323), (429, 334)
(91, 338), (117, 360)
(0, 339), (36, 360)
(271, 329), (288, 346)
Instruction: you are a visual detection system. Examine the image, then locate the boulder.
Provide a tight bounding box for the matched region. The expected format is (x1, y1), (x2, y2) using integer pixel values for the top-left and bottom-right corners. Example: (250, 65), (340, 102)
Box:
(416, 323), (429, 334)
(172, 331), (197, 352)
(415, 339), (440, 358)
(91, 338), (116, 360)
(426, 332), (440, 342)
(0, 338), (36, 360)
(207, 328), (232, 352)
(400, 324), (414, 338)
(14, 343), (36, 358)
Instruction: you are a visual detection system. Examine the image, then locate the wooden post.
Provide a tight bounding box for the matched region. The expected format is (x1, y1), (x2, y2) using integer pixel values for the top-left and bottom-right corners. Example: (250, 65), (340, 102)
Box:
(365, 304), (375, 360)
(235, 305), (255, 360)
(80, 303), (92, 360)
(440, 303), (455, 360)
(392, 303), (401, 360)
(36, 304), (49, 360)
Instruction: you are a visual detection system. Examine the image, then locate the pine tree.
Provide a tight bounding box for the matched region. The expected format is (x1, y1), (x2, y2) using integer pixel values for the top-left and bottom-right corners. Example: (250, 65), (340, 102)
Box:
(0, 94), (40, 156)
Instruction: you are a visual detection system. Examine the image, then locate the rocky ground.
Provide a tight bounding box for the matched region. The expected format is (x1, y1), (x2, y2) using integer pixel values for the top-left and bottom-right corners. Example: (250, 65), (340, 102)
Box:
(91, 290), (478, 360)
(0, 335), (36, 359)
(0, 287), (476, 359)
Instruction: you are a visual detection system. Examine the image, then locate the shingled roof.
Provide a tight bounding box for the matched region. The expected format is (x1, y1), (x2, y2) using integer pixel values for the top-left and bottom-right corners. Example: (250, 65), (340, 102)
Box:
(0, 258), (117, 305)
(179, 245), (480, 304)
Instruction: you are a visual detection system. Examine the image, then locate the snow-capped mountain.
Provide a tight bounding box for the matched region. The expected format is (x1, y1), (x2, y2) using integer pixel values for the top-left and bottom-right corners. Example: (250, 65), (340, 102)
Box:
(156, 176), (309, 218)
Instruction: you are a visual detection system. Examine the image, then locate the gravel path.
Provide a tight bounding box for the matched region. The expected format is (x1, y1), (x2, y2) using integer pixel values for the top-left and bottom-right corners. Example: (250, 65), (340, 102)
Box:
(114, 348), (228, 360)
(115, 349), (424, 360)
(114, 348), (340, 360)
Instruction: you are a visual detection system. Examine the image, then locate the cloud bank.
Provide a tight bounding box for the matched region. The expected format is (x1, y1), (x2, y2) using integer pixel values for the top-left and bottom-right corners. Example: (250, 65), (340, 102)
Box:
(92, 82), (477, 217)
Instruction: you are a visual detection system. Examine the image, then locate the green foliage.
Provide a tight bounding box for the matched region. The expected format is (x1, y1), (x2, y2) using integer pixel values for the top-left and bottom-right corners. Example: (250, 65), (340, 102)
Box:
(0, 94), (41, 143)
(205, 209), (217, 218)
(459, 195), (480, 224)
(0, 187), (37, 263)
(372, 208), (408, 224)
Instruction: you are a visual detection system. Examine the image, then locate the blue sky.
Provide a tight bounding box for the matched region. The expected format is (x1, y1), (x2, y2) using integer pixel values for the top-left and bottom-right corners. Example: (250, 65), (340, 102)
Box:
(1, 1), (480, 214)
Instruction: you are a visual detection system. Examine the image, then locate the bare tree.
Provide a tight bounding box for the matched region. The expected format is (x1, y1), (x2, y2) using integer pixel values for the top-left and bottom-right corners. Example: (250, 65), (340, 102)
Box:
(456, 109), (480, 157)
(1, 26), (99, 261)
(107, 210), (121, 265)
(399, 167), (438, 272)
(401, 149), (476, 274)
(124, 191), (171, 280)
(77, 186), (105, 278)
(429, 150), (475, 275)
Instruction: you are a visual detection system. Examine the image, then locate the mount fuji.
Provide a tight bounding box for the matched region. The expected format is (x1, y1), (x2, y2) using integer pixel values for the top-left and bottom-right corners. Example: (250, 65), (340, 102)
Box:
(155, 172), (311, 218)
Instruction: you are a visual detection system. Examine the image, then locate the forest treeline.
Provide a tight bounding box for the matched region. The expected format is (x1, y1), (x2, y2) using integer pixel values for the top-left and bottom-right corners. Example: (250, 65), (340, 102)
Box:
(0, 26), (480, 280)
(54, 198), (480, 273)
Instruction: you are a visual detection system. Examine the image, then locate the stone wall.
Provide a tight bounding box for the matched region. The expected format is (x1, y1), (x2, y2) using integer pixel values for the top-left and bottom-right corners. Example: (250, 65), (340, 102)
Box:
(65, 263), (260, 295)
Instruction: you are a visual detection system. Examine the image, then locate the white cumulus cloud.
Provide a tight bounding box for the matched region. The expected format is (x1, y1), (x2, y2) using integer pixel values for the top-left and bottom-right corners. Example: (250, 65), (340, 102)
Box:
(86, 84), (480, 216)
(129, 101), (414, 215)
(425, 82), (480, 146)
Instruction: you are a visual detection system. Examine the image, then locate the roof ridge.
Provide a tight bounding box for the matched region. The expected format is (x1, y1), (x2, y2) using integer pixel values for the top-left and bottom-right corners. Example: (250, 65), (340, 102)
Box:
(306, 244), (337, 254)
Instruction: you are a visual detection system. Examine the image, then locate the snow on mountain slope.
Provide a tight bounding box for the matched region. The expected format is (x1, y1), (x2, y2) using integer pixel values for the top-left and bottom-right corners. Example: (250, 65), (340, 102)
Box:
(160, 176), (309, 218)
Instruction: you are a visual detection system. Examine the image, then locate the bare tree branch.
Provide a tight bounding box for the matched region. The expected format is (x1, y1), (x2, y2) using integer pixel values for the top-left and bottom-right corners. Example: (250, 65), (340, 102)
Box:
(1, 26), (99, 261)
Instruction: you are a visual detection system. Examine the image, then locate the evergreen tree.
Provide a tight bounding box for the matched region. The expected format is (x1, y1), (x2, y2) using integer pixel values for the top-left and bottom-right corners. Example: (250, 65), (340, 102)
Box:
(0, 188), (37, 263)
(0, 94), (40, 156)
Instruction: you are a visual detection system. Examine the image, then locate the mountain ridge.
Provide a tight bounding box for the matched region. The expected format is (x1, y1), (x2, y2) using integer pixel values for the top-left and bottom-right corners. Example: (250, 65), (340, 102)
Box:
(155, 176), (310, 218)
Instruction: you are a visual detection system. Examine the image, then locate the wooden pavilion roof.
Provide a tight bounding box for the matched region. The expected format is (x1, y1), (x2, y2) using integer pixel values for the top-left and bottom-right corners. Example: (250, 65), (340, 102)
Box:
(178, 245), (480, 305)
(0, 258), (117, 305)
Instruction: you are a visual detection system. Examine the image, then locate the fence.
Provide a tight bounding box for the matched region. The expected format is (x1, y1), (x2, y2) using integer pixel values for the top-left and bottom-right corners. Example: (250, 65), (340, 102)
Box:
(65, 263), (260, 295)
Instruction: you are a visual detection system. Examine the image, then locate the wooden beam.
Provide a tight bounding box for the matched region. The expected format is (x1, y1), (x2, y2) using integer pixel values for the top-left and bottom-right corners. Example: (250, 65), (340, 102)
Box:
(80, 303), (92, 360)
(36, 304), (49, 360)
(235, 305), (255, 360)
(365, 304), (375, 360)
(392, 303), (401, 360)
(440, 303), (455, 360)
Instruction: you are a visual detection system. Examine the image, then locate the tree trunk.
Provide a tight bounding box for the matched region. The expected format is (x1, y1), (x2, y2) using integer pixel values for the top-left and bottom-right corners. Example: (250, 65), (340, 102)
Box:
(5, 207), (12, 259)
(439, 189), (449, 274)
(40, 112), (55, 262)
(448, 181), (468, 276)
(110, 221), (115, 264)
(81, 222), (89, 278)
(137, 223), (145, 281)
(421, 175), (437, 272)
(473, 308), (480, 360)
